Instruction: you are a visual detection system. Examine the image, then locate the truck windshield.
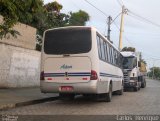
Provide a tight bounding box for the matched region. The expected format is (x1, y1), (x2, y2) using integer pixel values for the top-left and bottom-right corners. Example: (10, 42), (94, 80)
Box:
(44, 28), (91, 55)
(123, 57), (137, 69)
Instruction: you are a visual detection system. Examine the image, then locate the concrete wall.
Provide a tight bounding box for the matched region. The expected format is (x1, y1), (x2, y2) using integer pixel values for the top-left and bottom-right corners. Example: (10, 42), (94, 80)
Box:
(0, 43), (41, 88)
(0, 16), (36, 50)
(0, 17), (40, 88)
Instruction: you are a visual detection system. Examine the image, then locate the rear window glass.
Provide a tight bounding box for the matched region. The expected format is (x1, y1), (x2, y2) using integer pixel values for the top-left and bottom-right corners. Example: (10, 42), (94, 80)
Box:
(44, 28), (91, 54)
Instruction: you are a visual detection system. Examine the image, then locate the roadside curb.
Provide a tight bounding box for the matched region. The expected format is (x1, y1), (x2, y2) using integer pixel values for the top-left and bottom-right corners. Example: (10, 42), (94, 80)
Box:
(0, 104), (16, 111)
(0, 96), (59, 111)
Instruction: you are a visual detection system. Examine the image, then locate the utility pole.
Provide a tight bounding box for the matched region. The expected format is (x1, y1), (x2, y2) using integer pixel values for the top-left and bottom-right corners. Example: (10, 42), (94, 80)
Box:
(119, 5), (128, 51)
(107, 16), (112, 41)
(152, 67), (155, 79)
(152, 59), (156, 79)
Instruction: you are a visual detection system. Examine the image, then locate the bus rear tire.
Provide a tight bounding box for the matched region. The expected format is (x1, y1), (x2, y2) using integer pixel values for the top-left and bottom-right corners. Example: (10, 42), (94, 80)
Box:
(117, 82), (124, 95)
(104, 83), (112, 102)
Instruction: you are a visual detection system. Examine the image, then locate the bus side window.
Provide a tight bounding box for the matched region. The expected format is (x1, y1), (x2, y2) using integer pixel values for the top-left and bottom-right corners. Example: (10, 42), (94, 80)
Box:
(115, 50), (118, 66)
(112, 48), (115, 65)
(107, 44), (111, 63)
(100, 38), (105, 61)
(109, 46), (113, 64)
(97, 35), (102, 59)
(116, 53), (119, 67)
(104, 42), (108, 62)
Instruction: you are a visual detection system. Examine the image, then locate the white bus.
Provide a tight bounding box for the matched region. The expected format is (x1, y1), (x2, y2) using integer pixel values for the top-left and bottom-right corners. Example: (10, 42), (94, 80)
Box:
(40, 26), (123, 102)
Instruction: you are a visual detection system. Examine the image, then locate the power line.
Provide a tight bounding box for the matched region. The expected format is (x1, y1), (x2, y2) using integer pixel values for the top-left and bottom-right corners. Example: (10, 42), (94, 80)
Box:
(111, 12), (122, 24)
(83, 1), (121, 48)
(83, 0), (109, 35)
(123, 36), (135, 47)
(120, 0), (124, 5)
(141, 52), (160, 60)
(106, 12), (122, 36)
(116, 0), (123, 7)
(122, 31), (160, 36)
(83, 0), (159, 60)
(71, 0), (81, 10)
(112, 19), (136, 48)
(81, 1), (121, 49)
(82, 0), (160, 62)
(112, 21), (135, 48)
(111, 14), (160, 62)
(128, 10), (160, 29)
(84, 0), (123, 32)
(84, 0), (109, 17)
(112, 21), (120, 31)
(128, 14), (154, 27)
(122, 34), (160, 61)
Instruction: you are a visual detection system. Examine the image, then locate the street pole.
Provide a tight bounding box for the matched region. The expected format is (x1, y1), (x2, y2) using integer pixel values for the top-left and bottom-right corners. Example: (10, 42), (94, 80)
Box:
(152, 60), (156, 79)
(152, 68), (155, 79)
(107, 16), (112, 41)
(119, 5), (127, 51)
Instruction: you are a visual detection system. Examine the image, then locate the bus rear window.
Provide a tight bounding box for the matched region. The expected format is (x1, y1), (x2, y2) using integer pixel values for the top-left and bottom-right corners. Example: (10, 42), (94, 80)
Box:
(44, 28), (91, 54)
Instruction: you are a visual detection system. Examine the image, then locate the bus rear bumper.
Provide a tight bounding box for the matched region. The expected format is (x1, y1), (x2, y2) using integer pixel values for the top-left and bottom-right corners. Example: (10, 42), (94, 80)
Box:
(40, 80), (98, 94)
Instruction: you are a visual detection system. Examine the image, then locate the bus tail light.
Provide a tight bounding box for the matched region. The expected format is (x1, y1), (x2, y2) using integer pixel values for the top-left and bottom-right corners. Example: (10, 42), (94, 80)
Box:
(40, 71), (44, 80)
(90, 70), (98, 80)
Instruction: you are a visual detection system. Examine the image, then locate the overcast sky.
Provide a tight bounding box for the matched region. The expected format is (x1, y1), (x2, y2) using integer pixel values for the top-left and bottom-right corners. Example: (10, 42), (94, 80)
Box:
(44, 0), (160, 69)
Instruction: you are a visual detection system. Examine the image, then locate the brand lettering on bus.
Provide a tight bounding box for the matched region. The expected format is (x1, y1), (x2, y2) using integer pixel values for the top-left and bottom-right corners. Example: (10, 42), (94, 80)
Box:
(60, 64), (72, 69)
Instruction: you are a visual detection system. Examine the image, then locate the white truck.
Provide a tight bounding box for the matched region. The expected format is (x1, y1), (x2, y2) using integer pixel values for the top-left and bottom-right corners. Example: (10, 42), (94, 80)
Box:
(121, 51), (146, 91)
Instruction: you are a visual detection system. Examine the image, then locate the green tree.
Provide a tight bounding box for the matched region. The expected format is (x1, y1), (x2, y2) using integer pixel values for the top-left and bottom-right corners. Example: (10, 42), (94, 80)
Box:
(122, 47), (136, 52)
(44, 1), (62, 13)
(148, 67), (160, 79)
(0, 0), (44, 39)
(0, 0), (19, 39)
(139, 53), (147, 65)
(35, 1), (69, 51)
(34, 2), (90, 51)
(0, 1), (90, 51)
(35, 4), (90, 51)
(68, 10), (90, 26)
(44, 1), (69, 29)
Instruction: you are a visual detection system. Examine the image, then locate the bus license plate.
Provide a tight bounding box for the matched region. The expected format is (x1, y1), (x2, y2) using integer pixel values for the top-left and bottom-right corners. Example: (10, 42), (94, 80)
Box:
(60, 86), (73, 91)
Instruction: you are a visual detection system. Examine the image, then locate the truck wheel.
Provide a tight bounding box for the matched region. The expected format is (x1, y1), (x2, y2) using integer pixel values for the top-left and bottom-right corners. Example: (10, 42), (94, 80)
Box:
(104, 83), (112, 102)
(144, 80), (146, 88)
(141, 78), (146, 88)
(138, 83), (141, 90)
(134, 87), (138, 92)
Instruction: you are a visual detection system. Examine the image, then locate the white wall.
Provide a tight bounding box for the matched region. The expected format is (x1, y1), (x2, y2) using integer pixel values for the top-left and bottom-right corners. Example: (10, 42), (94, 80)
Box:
(0, 43), (40, 88)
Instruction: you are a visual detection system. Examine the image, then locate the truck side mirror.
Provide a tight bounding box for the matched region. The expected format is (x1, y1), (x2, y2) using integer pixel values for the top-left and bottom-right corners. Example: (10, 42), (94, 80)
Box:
(138, 61), (141, 67)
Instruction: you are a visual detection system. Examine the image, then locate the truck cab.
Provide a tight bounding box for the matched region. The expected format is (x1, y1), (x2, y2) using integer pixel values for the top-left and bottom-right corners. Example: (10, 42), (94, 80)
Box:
(121, 51), (146, 91)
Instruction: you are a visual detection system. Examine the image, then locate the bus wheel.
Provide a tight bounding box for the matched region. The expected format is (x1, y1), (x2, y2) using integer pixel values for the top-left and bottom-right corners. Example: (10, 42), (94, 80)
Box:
(117, 82), (124, 95)
(104, 83), (112, 102)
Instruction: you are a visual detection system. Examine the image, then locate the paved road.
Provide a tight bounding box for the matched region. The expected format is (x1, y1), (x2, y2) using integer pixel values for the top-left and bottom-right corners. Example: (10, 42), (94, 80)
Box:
(1, 79), (160, 115)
